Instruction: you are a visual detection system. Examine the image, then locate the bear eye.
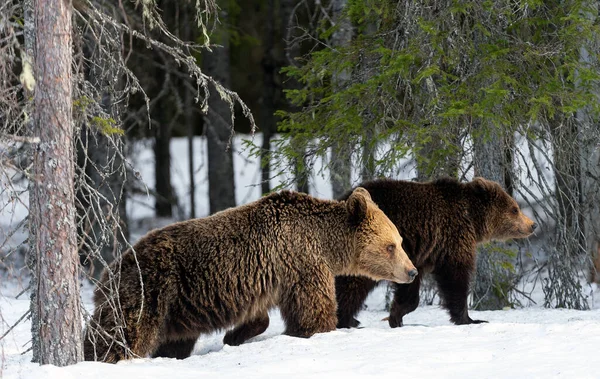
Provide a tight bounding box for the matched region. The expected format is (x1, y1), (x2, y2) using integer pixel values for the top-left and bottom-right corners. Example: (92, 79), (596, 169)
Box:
(511, 207), (519, 215)
(387, 244), (395, 254)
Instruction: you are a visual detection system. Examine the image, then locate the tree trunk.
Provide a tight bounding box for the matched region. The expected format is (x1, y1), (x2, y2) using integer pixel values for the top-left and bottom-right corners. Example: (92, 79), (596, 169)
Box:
(415, 125), (461, 181)
(30, 0), (83, 365)
(203, 2), (236, 213)
(153, 1), (178, 218)
(544, 113), (588, 309)
(259, 0), (277, 195)
(23, 0), (40, 363)
(358, 21), (378, 183)
(331, 141), (352, 198)
(186, 89), (196, 218)
(577, 36), (600, 284)
(79, 126), (129, 280)
(79, 3), (129, 280)
(154, 119), (175, 217)
(280, 0), (309, 194)
(472, 126), (518, 310)
(361, 127), (376, 182)
(330, 0), (353, 198)
(179, 5), (197, 219)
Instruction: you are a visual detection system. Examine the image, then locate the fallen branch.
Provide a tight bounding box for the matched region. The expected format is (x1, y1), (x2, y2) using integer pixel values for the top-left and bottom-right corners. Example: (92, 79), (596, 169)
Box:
(0, 309), (31, 342)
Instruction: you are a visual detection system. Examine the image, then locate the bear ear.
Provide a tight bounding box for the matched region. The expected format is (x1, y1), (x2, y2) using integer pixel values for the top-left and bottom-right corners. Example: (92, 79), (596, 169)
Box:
(347, 187), (370, 224)
(473, 176), (488, 186)
(472, 177), (494, 191)
(470, 177), (499, 200)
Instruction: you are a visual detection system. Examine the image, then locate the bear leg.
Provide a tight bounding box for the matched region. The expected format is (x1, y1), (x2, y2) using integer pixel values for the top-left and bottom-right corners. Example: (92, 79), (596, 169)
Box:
(223, 312), (270, 346)
(388, 274), (421, 328)
(84, 305), (132, 363)
(151, 336), (199, 359)
(85, 302), (165, 362)
(122, 314), (163, 360)
(335, 275), (378, 328)
(281, 272), (337, 338)
(434, 262), (487, 325)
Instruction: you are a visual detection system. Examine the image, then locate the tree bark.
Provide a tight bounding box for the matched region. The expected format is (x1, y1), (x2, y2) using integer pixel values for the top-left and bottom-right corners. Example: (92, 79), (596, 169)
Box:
(472, 126), (518, 311)
(182, 5), (197, 219)
(30, 0), (83, 365)
(357, 21), (378, 183)
(79, 2), (129, 280)
(415, 125), (461, 181)
(361, 126), (376, 182)
(23, 0), (40, 363)
(280, 0), (309, 194)
(203, 2), (236, 213)
(330, 0), (353, 198)
(186, 87), (196, 218)
(576, 36), (600, 285)
(154, 118), (175, 217)
(79, 126), (129, 280)
(260, 0), (277, 195)
(544, 113), (588, 309)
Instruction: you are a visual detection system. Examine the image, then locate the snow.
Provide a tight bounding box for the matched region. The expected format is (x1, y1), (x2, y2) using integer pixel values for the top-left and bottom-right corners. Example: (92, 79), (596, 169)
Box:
(2, 134), (600, 378)
(2, 284), (600, 379)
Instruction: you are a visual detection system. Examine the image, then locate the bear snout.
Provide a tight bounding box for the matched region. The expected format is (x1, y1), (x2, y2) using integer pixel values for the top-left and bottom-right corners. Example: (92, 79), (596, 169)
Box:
(408, 268), (418, 280)
(390, 264), (418, 284)
(518, 214), (537, 236)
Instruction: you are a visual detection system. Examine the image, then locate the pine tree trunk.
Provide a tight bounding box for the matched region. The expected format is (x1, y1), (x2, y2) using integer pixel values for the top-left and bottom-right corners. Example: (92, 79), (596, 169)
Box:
(361, 127), (376, 182)
(182, 6), (197, 219)
(280, 0), (310, 194)
(472, 126), (518, 310)
(576, 40), (600, 285)
(203, 2), (236, 213)
(154, 121), (175, 217)
(23, 0), (40, 363)
(330, 0), (353, 198)
(30, 0), (83, 365)
(415, 125), (461, 181)
(259, 0), (277, 195)
(544, 113), (588, 309)
(186, 87), (196, 218)
(80, 126), (129, 280)
(79, 5), (129, 279)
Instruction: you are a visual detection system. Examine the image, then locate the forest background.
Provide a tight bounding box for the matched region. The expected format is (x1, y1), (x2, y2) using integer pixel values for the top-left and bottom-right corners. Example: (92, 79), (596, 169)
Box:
(1, 0), (600, 367)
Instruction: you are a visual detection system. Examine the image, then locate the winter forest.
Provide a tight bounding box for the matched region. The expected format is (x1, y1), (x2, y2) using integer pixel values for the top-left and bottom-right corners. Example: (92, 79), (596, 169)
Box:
(1, 0), (600, 377)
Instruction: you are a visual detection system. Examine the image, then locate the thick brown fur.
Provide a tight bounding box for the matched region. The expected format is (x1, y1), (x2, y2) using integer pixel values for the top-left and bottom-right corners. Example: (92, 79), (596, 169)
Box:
(334, 177), (537, 329)
(84, 188), (416, 362)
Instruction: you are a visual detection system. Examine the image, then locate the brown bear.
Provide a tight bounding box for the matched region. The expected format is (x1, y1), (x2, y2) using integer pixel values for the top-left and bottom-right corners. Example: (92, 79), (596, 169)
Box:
(84, 188), (417, 362)
(334, 177), (536, 329)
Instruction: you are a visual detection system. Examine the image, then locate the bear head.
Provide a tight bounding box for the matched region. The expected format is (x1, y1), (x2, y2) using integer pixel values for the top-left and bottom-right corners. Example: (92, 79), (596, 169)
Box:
(470, 177), (537, 241)
(346, 187), (418, 284)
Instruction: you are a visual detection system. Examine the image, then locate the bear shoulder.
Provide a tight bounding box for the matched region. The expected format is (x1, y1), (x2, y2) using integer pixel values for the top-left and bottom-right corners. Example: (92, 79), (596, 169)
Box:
(258, 190), (338, 215)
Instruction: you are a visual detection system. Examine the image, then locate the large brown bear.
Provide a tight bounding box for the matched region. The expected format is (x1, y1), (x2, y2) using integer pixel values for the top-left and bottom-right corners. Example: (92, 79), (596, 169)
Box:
(334, 177), (536, 329)
(84, 188), (417, 362)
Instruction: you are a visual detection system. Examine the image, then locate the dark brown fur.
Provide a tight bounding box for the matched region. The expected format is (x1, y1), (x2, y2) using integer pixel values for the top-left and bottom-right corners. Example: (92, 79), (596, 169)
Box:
(334, 177), (537, 329)
(84, 188), (416, 362)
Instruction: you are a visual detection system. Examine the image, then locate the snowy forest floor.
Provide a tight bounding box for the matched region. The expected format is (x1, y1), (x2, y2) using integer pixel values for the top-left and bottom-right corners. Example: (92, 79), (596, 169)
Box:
(2, 282), (600, 379)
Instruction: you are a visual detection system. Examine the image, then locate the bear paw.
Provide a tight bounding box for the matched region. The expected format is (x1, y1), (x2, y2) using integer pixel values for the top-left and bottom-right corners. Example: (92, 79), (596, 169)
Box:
(337, 317), (361, 329)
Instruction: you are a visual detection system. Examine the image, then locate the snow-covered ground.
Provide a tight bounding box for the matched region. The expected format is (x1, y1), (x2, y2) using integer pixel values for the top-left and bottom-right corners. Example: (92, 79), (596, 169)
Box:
(2, 134), (600, 378)
(2, 284), (600, 379)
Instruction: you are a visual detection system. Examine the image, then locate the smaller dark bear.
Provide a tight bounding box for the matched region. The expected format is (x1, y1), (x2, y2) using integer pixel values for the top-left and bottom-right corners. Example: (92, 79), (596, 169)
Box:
(84, 188), (417, 362)
(335, 177), (536, 329)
